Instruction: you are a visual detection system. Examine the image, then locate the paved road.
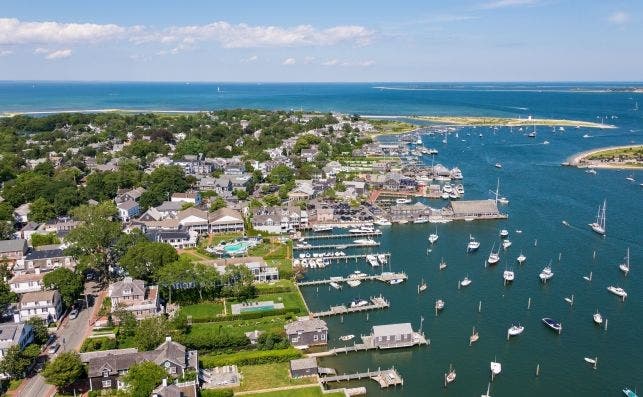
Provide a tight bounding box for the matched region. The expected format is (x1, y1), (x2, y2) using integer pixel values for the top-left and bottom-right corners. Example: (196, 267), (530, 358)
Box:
(19, 302), (92, 397)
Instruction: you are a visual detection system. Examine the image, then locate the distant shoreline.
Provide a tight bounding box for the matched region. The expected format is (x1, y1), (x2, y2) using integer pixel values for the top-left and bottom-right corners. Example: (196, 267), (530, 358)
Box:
(566, 145), (643, 169)
(410, 116), (615, 129)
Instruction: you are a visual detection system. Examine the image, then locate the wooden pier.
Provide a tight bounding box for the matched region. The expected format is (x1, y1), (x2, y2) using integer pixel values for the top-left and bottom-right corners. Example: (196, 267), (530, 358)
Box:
(296, 253), (391, 263)
(309, 332), (429, 357)
(320, 367), (404, 388)
(294, 242), (380, 251)
(297, 272), (407, 286)
(301, 231), (383, 240)
(310, 296), (390, 318)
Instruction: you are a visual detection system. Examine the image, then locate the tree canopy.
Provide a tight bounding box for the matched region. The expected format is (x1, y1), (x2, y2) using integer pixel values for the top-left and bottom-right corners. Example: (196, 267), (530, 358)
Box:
(122, 361), (167, 397)
(42, 351), (84, 388)
(119, 241), (178, 282)
(43, 268), (84, 307)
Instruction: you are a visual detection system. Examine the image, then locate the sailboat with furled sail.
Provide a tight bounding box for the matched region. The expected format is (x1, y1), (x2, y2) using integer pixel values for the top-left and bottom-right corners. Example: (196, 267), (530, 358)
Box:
(589, 199), (606, 236)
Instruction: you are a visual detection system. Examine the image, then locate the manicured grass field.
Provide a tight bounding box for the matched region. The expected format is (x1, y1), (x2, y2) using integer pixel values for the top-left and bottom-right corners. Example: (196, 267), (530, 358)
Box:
(189, 313), (289, 335)
(226, 291), (307, 315)
(236, 363), (316, 392)
(240, 385), (345, 397)
(180, 302), (225, 320)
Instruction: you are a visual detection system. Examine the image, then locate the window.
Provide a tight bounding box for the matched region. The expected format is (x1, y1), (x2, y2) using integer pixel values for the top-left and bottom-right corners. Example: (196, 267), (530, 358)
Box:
(313, 335), (318, 341)
(102, 380), (112, 388)
(395, 335), (401, 341)
(321, 334), (326, 340)
(103, 370), (110, 377)
(291, 337), (299, 343)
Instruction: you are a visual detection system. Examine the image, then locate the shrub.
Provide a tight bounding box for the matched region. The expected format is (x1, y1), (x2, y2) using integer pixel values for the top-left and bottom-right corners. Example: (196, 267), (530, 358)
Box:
(200, 389), (234, 397)
(80, 337), (118, 352)
(200, 348), (302, 368)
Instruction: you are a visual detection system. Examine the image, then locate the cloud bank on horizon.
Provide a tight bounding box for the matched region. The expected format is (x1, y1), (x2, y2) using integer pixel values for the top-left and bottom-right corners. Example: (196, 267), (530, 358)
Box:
(0, 0), (640, 81)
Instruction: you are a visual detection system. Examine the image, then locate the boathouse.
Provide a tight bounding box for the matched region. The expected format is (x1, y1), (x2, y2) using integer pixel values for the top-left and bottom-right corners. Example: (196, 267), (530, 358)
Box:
(290, 357), (318, 378)
(371, 323), (414, 349)
(446, 200), (504, 219)
(284, 318), (328, 347)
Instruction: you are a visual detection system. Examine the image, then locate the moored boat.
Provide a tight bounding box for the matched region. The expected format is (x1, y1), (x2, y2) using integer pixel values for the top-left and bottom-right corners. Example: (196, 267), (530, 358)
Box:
(503, 269), (515, 282)
(517, 252), (526, 264)
(490, 361), (502, 376)
(607, 285), (627, 299)
(588, 199), (607, 236)
(539, 265), (554, 282)
(339, 334), (355, 341)
(460, 276), (472, 287)
(593, 310), (603, 325)
(435, 299), (445, 311)
(467, 235), (481, 252)
(542, 317), (562, 333)
(508, 324), (524, 336)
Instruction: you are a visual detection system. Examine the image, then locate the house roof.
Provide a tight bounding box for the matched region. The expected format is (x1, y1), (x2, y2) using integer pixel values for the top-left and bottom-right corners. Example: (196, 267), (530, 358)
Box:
(372, 322), (413, 337)
(290, 357), (318, 371)
(146, 230), (191, 241)
(0, 323), (30, 346)
(209, 208), (243, 224)
(109, 277), (146, 299)
(284, 318), (327, 335)
(156, 201), (183, 212)
(178, 207), (208, 221)
(117, 200), (139, 210)
(79, 348), (138, 363)
(9, 273), (45, 284)
(0, 239), (27, 254)
(449, 200), (499, 215)
(24, 249), (65, 261)
(20, 290), (58, 304)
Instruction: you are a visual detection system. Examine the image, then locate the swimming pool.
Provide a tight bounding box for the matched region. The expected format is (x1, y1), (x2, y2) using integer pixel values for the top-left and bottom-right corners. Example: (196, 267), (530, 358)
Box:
(223, 241), (250, 255)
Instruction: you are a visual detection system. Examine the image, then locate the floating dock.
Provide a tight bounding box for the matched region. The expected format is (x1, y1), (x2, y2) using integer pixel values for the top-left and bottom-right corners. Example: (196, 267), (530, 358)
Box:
(300, 231), (383, 240)
(294, 242), (380, 251)
(310, 332), (429, 357)
(295, 253), (391, 263)
(297, 272), (407, 287)
(310, 296), (390, 318)
(320, 367), (404, 388)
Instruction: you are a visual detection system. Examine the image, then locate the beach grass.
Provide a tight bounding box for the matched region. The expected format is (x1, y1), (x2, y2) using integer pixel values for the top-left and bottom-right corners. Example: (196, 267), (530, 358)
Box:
(366, 118), (417, 135)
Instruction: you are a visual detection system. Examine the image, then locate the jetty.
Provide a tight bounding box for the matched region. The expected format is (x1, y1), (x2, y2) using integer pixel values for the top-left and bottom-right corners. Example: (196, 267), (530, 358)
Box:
(294, 242), (380, 251)
(297, 272), (407, 286)
(310, 296), (390, 318)
(301, 231), (383, 240)
(320, 367), (404, 388)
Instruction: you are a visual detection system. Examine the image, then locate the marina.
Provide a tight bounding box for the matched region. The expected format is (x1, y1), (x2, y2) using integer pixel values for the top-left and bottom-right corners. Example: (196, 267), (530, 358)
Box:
(294, 241), (381, 251)
(297, 272), (408, 286)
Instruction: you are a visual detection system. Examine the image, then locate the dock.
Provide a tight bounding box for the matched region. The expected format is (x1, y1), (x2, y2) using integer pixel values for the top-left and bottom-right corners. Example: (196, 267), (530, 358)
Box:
(309, 332), (429, 357)
(294, 242), (380, 251)
(297, 272), (407, 287)
(310, 296), (390, 318)
(295, 253), (391, 263)
(320, 367), (404, 388)
(301, 231), (382, 240)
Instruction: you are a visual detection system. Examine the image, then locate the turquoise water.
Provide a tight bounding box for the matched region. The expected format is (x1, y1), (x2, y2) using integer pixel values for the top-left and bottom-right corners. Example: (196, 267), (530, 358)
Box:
(223, 241), (250, 255)
(2, 81), (641, 395)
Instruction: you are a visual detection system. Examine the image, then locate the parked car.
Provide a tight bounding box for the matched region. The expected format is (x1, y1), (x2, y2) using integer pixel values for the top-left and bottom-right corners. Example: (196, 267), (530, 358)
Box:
(47, 342), (59, 355)
(46, 334), (56, 346)
(69, 308), (79, 319)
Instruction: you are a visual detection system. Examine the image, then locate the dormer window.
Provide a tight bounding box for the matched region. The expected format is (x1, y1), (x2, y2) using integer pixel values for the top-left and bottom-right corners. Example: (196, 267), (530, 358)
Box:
(123, 288), (131, 295)
(103, 369), (110, 377)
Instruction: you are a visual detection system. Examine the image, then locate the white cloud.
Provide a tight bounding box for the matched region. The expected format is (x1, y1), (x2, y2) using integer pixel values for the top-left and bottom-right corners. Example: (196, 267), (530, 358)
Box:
(321, 58), (375, 67)
(33, 47), (73, 59)
(0, 49), (12, 56)
(608, 11), (630, 25)
(322, 59), (339, 66)
(0, 18), (126, 45)
(241, 55), (258, 63)
(480, 0), (538, 9)
(282, 57), (296, 65)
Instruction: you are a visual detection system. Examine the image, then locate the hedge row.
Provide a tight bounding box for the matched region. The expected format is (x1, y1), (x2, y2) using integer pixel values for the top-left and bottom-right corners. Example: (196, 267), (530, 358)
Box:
(255, 286), (293, 294)
(200, 389), (234, 397)
(200, 348), (302, 368)
(189, 307), (300, 324)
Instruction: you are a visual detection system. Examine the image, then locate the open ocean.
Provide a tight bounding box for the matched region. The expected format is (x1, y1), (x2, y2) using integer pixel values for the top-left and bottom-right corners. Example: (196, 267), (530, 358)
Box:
(1, 81), (642, 396)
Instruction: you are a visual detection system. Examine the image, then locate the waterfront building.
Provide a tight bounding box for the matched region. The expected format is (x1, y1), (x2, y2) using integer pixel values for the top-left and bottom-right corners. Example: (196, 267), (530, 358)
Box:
(371, 323), (414, 349)
(284, 318), (328, 347)
(290, 357), (319, 378)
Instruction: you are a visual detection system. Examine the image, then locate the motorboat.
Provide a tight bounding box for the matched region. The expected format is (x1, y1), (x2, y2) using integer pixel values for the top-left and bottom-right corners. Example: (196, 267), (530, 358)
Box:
(397, 219), (409, 224)
(377, 254), (388, 264)
(539, 265), (554, 282)
(619, 248), (631, 275)
(593, 310), (603, 325)
(441, 192), (450, 200)
(329, 282), (341, 290)
(439, 257), (447, 270)
(389, 278), (404, 285)
(460, 276), (472, 287)
(366, 255), (379, 267)
(445, 365), (456, 383)
(353, 238), (378, 246)
(418, 279), (428, 293)
(349, 226), (376, 234)
(607, 285), (627, 299)
(442, 183), (453, 193)
(435, 299), (445, 311)
(488, 244), (500, 265)
(413, 216), (429, 224)
(503, 269), (515, 282)
(312, 225), (333, 232)
(346, 279), (361, 287)
(588, 199), (607, 236)
(517, 252), (526, 264)
(456, 184), (465, 194)
(584, 357), (598, 369)
(543, 140), (550, 145)
(507, 324), (524, 336)
(339, 334), (355, 341)
(490, 361), (502, 376)
(499, 229), (509, 238)
(350, 299), (369, 308)
(502, 239), (512, 249)
(467, 235), (481, 252)
(395, 198), (412, 204)
(495, 163), (502, 168)
(623, 389), (639, 397)
(428, 227), (439, 244)
(374, 218), (392, 226)
(542, 317), (562, 333)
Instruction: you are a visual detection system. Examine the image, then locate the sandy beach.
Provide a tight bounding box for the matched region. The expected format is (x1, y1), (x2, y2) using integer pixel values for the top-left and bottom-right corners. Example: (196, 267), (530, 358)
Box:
(567, 144), (643, 169)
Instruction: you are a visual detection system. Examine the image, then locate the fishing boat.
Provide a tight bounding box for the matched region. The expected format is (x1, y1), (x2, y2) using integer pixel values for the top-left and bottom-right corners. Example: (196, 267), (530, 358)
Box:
(499, 229), (509, 238)
(373, 218), (392, 226)
(377, 254), (388, 264)
(539, 265), (554, 282)
(395, 198), (412, 204)
(487, 244), (500, 265)
(607, 285), (628, 299)
(353, 238), (377, 246)
(593, 310), (603, 325)
(490, 361), (502, 376)
(588, 199), (607, 236)
(502, 239), (512, 249)
(623, 388), (639, 397)
(329, 282), (341, 290)
(470, 327), (479, 344)
(312, 225), (333, 232)
(619, 248), (631, 275)
(413, 216), (429, 224)
(366, 255), (379, 267)
(517, 252), (526, 264)
(503, 269), (515, 282)
(428, 227), (439, 244)
(445, 365), (456, 384)
(467, 235), (481, 252)
(350, 298), (369, 308)
(542, 317), (562, 333)
(439, 257), (447, 270)
(508, 324), (524, 336)
(339, 334), (355, 341)
(460, 276), (472, 287)
(435, 299), (445, 311)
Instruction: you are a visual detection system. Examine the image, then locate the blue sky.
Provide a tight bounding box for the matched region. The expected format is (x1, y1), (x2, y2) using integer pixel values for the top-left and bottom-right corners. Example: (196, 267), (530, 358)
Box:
(0, 0), (641, 81)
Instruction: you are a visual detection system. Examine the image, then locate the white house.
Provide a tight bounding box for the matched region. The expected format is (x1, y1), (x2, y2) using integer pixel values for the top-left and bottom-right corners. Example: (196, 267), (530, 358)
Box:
(117, 200), (140, 222)
(0, 323), (34, 359)
(171, 192), (202, 206)
(15, 290), (64, 324)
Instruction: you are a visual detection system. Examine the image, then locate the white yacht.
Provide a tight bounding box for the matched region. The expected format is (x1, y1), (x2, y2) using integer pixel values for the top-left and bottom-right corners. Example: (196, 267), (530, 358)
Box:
(500, 229), (509, 238)
(607, 285), (627, 299)
(377, 254), (388, 264)
(467, 235), (481, 252)
(443, 183), (453, 193)
(349, 226), (375, 234)
(539, 265), (554, 282)
(517, 252), (526, 264)
(312, 225), (333, 232)
(589, 199), (607, 236)
(366, 254), (380, 267)
(502, 239), (512, 249)
(507, 324), (524, 336)
(350, 298), (369, 308)
(435, 299), (445, 310)
(353, 238), (378, 246)
(346, 279), (361, 287)
(490, 361), (502, 376)
(413, 216), (429, 224)
(619, 248), (630, 275)
(487, 243), (500, 265)
(329, 282), (341, 290)
(593, 310), (603, 325)
(374, 218), (392, 226)
(460, 276), (472, 287)
(428, 227), (439, 244)
(503, 269), (515, 282)
(395, 198), (412, 204)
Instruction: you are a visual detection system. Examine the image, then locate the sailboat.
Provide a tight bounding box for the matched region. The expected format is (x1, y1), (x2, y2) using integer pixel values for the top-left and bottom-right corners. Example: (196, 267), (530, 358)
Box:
(418, 278), (428, 293)
(470, 327), (479, 345)
(508, 324), (524, 336)
(487, 243), (500, 265)
(490, 179), (509, 205)
(588, 199), (607, 236)
(445, 364), (456, 384)
(584, 356), (598, 370)
(517, 251), (526, 264)
(467, 235), (481, 252)
(439, 257), (447, 270)
(619, 248), (631, 275)
(583, 271), (593, 282)
(593, 310), (603, 325)
(503, 268), (515, 282)
(428, 227), (439, 244)
(460, 275), (472, 287)
(527, 122), (537, 138)
(490, 360), (502, 379)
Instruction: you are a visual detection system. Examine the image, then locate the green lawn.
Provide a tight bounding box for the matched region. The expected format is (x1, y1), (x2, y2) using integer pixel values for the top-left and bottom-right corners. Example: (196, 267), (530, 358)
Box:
(208, 232), (245, 246)
(180, 302), (225, 321)
(236, 363), (316, 392)
(239, 385), (344, 397)
(227, 291), (307, 315)
(189, 314), (289, 336)
(255, 279), (294, 292)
